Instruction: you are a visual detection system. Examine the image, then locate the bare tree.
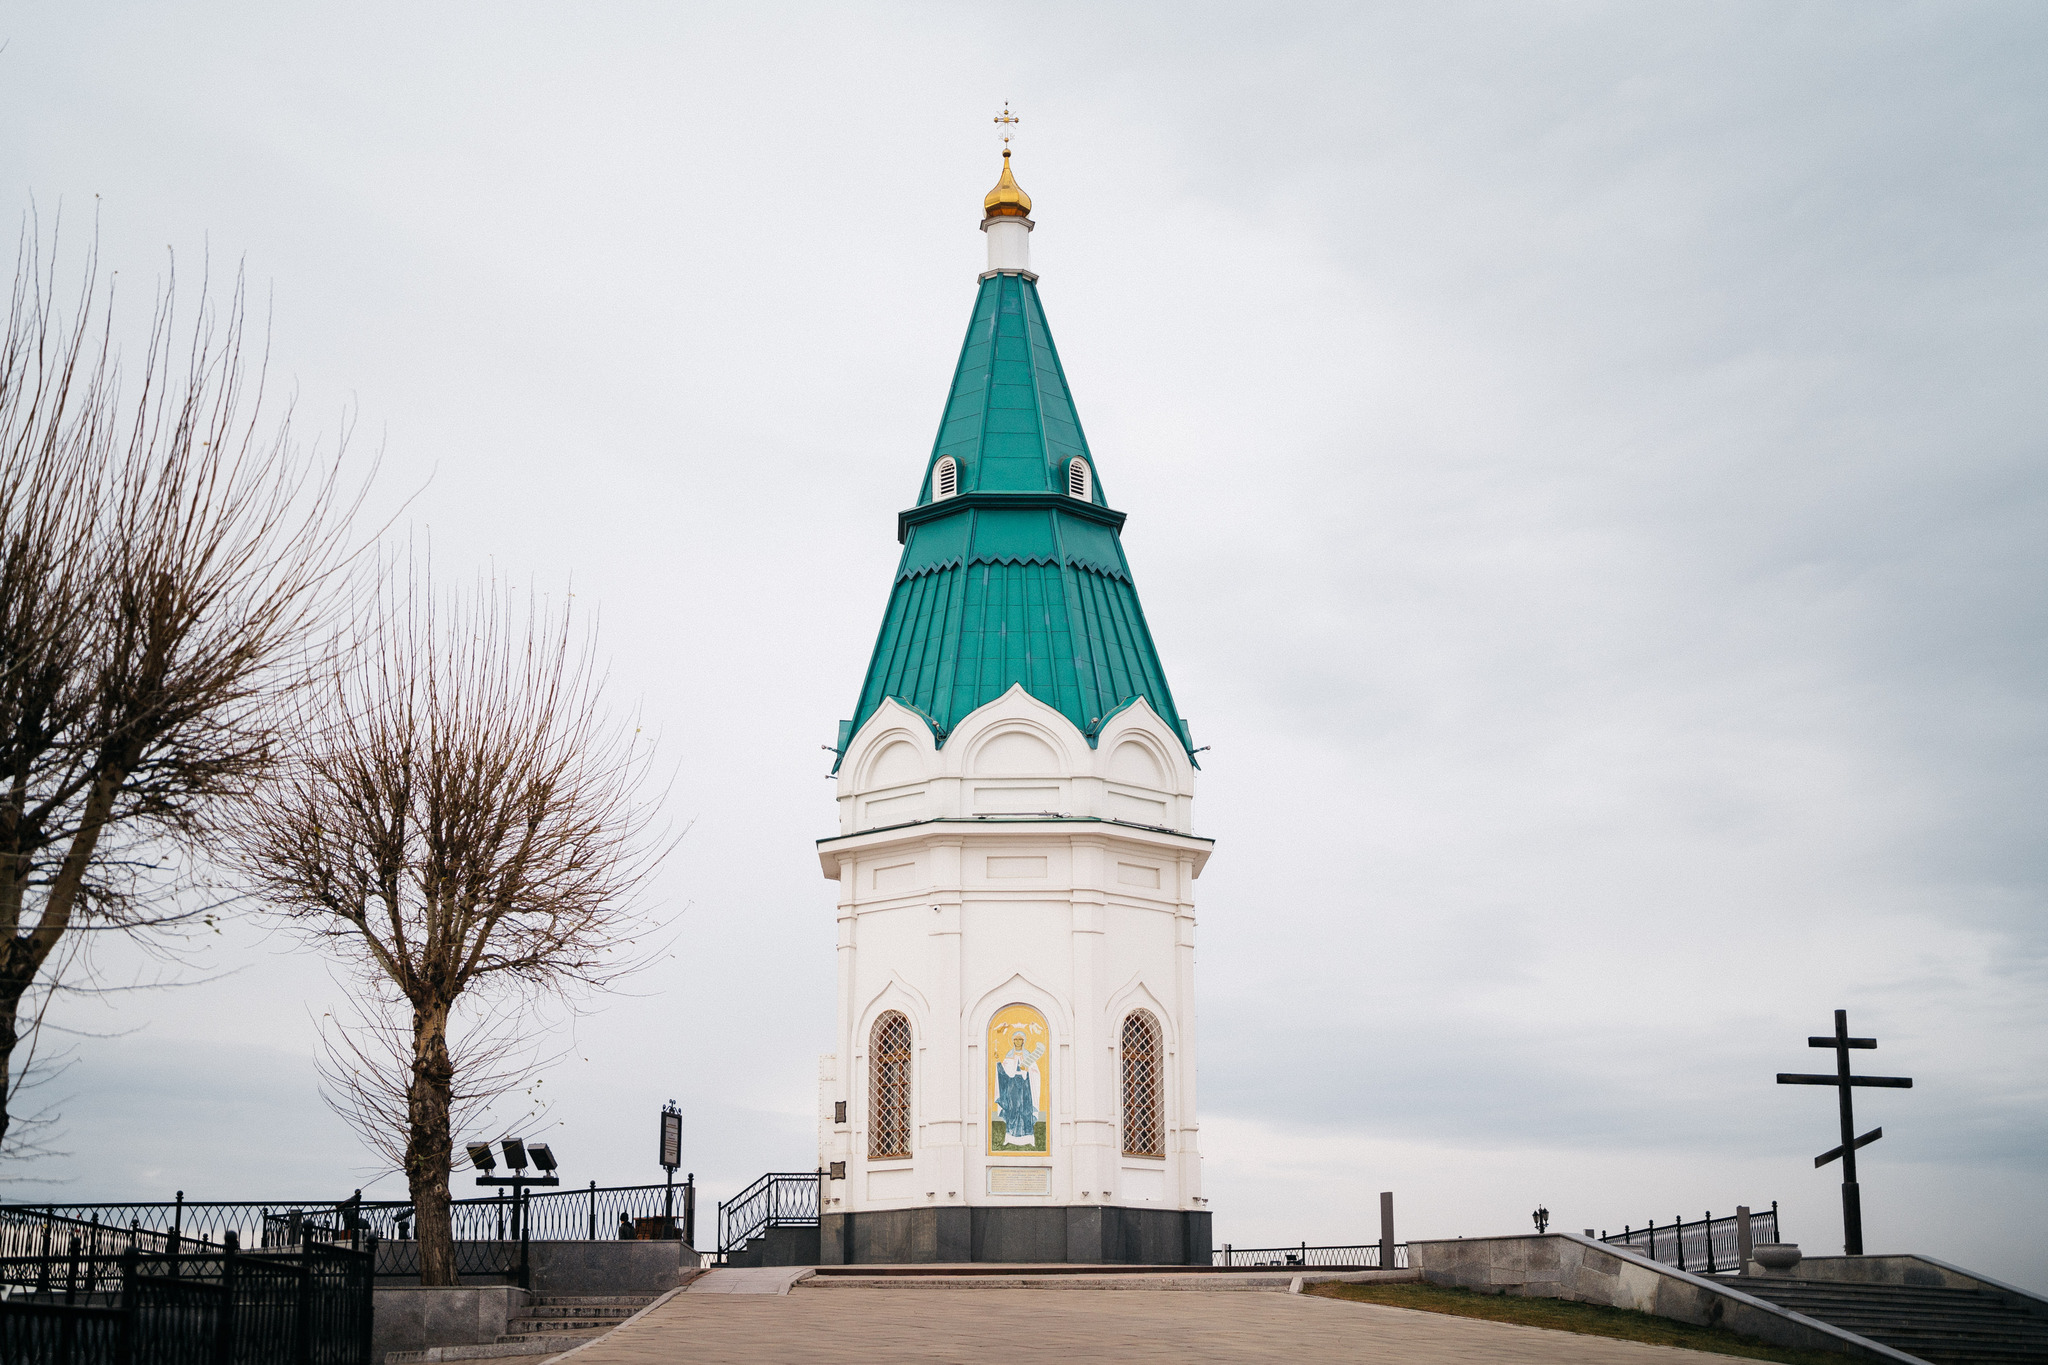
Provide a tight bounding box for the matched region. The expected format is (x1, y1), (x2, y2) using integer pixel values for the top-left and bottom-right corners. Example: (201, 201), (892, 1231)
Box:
(314, 990), (552, 1181)
(0, 222), (364, 1157)
(230, 558), (668, 1286)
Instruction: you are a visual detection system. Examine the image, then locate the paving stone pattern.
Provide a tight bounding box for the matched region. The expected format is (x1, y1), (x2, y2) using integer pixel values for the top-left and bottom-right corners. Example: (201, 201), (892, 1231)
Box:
(550, 1286), (1763, 1363)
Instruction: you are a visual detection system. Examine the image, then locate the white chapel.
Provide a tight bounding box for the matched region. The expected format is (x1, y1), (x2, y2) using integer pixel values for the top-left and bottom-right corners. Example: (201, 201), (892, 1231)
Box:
(812, 139), (1214, 1264)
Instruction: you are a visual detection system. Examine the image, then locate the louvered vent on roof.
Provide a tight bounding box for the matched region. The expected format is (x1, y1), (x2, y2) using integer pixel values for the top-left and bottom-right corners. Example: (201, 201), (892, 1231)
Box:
(935, 457), (958, 499)
(1067, 458), (1089, 500)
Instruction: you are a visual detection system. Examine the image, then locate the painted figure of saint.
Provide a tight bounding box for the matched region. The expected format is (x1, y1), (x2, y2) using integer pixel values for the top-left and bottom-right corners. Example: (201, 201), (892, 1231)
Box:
(995, 1030), (1045, 1146)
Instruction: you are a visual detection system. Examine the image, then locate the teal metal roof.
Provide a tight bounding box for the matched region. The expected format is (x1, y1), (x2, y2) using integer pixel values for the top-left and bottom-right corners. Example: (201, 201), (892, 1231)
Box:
(838, 272), (1192, 765)
(912, 271), (1103, 504)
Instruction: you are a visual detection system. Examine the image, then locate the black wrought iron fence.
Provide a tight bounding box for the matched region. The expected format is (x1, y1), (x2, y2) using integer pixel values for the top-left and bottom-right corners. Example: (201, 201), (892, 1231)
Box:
(0, 1207), (186, 1270)
(0, 1299), (122, 1365)
(1214, 1242), (1406, 1269)
(546, 1181), (694, 1242)
(4, 1178), (694, 1263)
(0, 1195), (351, 1262)
(0, 1240), (372, 1365)
(717, 1173), (819, 1257)
(1599, 1203), (1780, 1275)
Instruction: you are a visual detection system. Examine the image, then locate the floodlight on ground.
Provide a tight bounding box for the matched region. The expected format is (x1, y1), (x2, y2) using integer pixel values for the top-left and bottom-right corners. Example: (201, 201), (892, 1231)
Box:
(470, 1134), (560, 1193)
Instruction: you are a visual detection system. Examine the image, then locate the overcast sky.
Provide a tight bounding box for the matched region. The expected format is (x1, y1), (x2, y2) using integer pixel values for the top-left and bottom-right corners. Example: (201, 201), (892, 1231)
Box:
(4, 1), (2044, 1290)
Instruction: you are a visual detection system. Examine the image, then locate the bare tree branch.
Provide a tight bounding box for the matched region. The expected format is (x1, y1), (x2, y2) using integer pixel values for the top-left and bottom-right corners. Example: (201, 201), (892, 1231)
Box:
(0, 209), (371, 1161)
(313, 990), (556, 1182)
(230, 551), (673, 1284)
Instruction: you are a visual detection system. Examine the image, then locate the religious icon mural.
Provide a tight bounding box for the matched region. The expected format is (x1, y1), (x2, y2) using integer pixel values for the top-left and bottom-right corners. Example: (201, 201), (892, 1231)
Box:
(986, 1003), (1050, 1154)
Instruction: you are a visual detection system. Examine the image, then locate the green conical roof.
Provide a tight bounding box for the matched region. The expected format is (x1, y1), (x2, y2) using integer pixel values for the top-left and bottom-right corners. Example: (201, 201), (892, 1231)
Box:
(837, 272), (1193, 765)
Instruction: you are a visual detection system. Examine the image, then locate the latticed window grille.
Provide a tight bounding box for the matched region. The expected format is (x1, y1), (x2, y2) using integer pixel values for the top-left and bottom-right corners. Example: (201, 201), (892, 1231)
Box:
(869, 1012), (913, 1159)
(1068, 458), (1090, 499)
(1120, 1010), (1163, 1158)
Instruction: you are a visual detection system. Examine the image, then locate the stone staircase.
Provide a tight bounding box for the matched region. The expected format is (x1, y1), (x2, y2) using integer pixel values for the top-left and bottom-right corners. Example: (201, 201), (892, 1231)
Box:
(720, 1223), (821, 1269)
(384, 1295), (654, 1363)
(1740, 1279), (2048, 1365)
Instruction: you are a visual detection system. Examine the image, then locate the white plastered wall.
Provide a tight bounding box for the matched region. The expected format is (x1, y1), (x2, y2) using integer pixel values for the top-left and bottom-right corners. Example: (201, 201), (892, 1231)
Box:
(816, 685), (1210, 1219)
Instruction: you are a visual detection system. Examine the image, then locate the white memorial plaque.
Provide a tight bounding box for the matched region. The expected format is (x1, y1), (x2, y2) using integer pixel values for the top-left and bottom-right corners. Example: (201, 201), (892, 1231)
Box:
(987, 1166), (1052, 1196)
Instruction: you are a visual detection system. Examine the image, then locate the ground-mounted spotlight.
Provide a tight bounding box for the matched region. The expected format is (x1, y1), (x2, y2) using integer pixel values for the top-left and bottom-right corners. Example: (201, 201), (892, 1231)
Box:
(468, 1136), (561, 1192)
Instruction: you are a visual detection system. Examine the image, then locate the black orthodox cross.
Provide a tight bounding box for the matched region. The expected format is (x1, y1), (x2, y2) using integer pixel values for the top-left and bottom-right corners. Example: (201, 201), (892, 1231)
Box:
(1776, 1008), (1911, 1255)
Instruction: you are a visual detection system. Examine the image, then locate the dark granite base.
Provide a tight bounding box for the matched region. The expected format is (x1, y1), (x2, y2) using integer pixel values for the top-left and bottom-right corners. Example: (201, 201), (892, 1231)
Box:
(815, 1206), (1211, 1266)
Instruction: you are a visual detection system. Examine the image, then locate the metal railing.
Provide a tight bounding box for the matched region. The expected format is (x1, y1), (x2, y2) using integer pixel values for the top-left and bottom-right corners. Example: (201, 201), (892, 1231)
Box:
(0, 1298), (121, 1364)
(717, 1172), (820, 1258)
(0, 1206), (193, 1266)
(0, 1195), (346, 1260)
(1600, 1203), (1780, 1275)
(505, 1180), (695, 1244)
(0, 1238), (373, 1365)
(4, 1180), (697, 1289)
(1214, 1242), (1406, 1269)
(5, 1180), (695, 1246)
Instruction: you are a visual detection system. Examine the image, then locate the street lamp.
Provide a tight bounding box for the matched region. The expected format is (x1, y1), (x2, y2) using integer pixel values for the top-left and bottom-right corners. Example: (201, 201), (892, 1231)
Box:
(1532, 1205), (1550, 1235)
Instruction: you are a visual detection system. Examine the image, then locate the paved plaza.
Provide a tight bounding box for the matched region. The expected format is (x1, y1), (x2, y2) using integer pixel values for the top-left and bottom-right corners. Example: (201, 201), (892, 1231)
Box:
(552, 1276), (1755, 1364)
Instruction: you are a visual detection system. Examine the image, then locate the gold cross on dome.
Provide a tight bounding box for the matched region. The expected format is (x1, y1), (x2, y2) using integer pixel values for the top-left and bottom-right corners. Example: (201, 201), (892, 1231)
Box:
(994, 104), (1020, 149)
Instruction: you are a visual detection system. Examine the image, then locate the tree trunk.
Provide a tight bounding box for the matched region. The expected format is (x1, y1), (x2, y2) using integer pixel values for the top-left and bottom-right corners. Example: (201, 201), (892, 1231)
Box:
(406, 1003), (457, 1286)
(0, 979), (23, 1151)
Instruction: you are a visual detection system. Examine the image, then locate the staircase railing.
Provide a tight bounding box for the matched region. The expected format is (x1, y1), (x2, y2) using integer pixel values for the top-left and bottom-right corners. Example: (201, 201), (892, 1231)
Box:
(1215, 1242), (1406, 1269)
(1600, 1202), (1780, 1274)
(717, 1172), (821, 1259)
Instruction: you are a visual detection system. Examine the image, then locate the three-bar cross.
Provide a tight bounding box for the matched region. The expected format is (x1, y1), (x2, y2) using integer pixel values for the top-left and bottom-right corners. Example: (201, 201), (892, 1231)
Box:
(1776, 1008), (1911, 1255)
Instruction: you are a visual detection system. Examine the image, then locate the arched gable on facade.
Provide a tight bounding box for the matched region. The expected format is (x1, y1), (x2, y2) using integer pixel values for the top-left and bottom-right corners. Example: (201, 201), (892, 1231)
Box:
(1102, 975), (1178, 1047)
(946, 685), (1091, 777)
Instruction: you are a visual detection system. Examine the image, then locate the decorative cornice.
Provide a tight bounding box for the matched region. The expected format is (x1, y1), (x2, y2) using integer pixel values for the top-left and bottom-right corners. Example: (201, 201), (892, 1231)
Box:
(899, 492), (1126, 545)
(818, 816), (1215, 849)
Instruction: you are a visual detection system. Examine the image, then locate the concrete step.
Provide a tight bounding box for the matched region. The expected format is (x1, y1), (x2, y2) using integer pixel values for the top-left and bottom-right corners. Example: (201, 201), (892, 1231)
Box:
(1879, 1349), (2048, 1365)
(502, 1296), (655, 1333)
(1740, 1281), (2048, 1365)
(1757, 1285), (2039, 1311)
(385, 1336), (597, 1364)
(508, 1307), (646, 1322)
(384, 1296), (657, 1363)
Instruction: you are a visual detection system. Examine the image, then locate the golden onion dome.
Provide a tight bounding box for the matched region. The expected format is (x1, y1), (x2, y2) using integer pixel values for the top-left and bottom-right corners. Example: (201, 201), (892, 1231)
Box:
(983, 150), (1032, 218)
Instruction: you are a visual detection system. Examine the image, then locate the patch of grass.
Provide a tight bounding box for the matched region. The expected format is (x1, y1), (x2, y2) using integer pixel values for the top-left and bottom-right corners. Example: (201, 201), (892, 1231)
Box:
(1306, 1282), (1860, 1364)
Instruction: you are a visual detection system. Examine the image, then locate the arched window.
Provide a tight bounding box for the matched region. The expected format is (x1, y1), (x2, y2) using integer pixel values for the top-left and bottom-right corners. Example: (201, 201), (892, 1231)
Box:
(934, 457), (958, 499)
(869, 1011), (913, 1158)
(1120, 1010), (1163, 1158)
(1067, 458), (1090, 500)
